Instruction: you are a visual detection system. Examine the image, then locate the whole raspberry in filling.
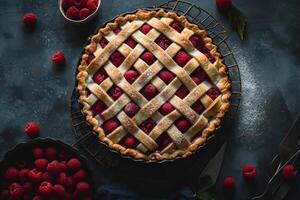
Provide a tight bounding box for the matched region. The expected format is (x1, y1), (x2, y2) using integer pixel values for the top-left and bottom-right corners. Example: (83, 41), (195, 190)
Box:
(124, 69), (139, 83)
(174, 51), (191, 67)
(191, 101), (204, 114)
(100, 38), (109, 48)
(175, 118), (190, 132)
(108, 86), (123, 100)
(140, 119), (156, 134)
(176, 85), (189, 99)
(125, 37), (137, 48)
(160, 102), (174, 115)
(192, 67), (207, 83)
(170, 20), (183, 33)
(122, 135), (138, 148)
(155, 35), (171, 50)
(141, 52), (156, 65)
(124, 102), (139, 117)
(140, 24), (152, 34)
(93, 68), (107, 84)
(141, 83), (158, 100)
(113, 28), (121, 34)
(86, 54), (95, 65)
(103, 119), (119, 134)
(156, 133), (172, 150)
(190, 35), (205, 51)
(207, 87), (221, 100)
(110, 51), (124, 67)
(158, 70), (175, 84)
(91, 101), (106, 115)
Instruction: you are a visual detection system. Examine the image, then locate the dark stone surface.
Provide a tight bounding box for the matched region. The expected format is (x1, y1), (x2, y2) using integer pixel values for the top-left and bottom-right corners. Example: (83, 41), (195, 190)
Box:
(0, 0), (300, 199)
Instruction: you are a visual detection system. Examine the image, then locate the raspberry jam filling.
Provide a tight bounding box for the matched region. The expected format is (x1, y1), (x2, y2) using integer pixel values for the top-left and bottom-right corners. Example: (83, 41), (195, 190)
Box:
(124, 69), (139, 83)
(141, 83), (158, 100)
(108, 85), (123, 100)
(191, 101), (205, 114)
(170, 20), (184, 33)
(120, 134), (138, 149)
(139, 119), (156, 134)
(141, 51), (156, 65)
(207, 87), (221, 100)
(189, 35), (215, 63)
(91, 100), (106, 116)
(110, 51), (124, 67)
(86, 54), (95, 65)
(140, 24), (152, 34)
(100, 38), (109, 48)
(155, 35), (171, 50)
(125, 37), (137, 49)
(175, 118), (190, 133)
(123, 102), (139, 117)
(174, 50), (191, 67)
(156, 132), (172, 150)
(102, 118), (120, 134)
(158, 70), (175, 84)
(93, 68), (107, 84)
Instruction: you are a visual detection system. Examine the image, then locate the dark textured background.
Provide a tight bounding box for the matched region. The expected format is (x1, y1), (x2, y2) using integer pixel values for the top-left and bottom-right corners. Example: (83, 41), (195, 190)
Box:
(0, 0), (300, 199)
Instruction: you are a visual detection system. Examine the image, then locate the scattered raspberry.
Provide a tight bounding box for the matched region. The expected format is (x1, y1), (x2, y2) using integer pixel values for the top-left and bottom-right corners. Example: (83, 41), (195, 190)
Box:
(160, 102), (174, 115)
(72, 0), (87, 8)
(141, 52), (156, 65)
(141, 83), (158, 100)
(24, 122), (40, 137)
(23, 182), (34, 192)
(32, 147), (44, 159)
(79, 8), (91, 20)
(216, 0), (233, 12)
(9, 183), (24, 199)
(155, 35), (171, 50)
(51, 51), (66, 65)
(140, 24), (152, 34)
(191, 102), (204, 114)
(175, 118), (190, 132)
(66, 6), (79, 20)
(207, 87), (221, 100)
(53, 184), (66, 197)
(56, 172), (67, 185)
(86, 0), (97, 12)
(103, 119), (119, 133)
(175, 51), (191, 67)
(93, 69), (107, 84)
(42, 172), (53, 183)
(45, 147), (57, 161)
(282, 164), (296, 181)
(76, 182), (91, 195)
(5, 167), (19, 181)
(124, 70), (139, 83)
(242, 164), (257, 180)
(223, 176), (235, 191)
(38, 181), (53, 197)
(158, 70), (175, 84)
(110, 51), (125, 67)
(19, 169), (29, 181)
(123, 135), (138, 148)
(140, 119), (156, 134)
(108, 86), (123, 100)
(67, 158), (82, 172)
(176, 86), (188, 99)
(73, 170), (87, 182)
(34, 159), (48, 171)
(124, 102), (139, 117)
(28, 169), (43, 183)
(47, 160), (61, 174)
(61, 0), (70, 10)
(125, 37), (137, 49)
(170, 20), (183, 33)
(23, 13), (37, 27)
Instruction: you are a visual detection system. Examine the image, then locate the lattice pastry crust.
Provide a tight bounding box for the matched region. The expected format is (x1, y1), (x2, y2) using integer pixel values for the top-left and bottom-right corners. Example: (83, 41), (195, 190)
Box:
(77, 9), (231, 161)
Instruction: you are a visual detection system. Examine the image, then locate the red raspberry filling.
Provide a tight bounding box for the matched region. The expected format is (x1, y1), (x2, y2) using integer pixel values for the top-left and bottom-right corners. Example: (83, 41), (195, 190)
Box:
(141, 83), (158, 100)
(121, 135), (138, 149)
(170, 20), (183, 33)
(125, 37), (137, 48)
(175, 118), (190, 132)
(174, 50), (191, 67)
(91, 100), (106, 116)
(191, 101), (205, 114)
(93, 68), (107, 84)
(155, 35), (171, 50)
(140, 119), (156, 134)
(100, 38), (109, 48)
(158, 70), (175, 84)
(242, 164), (257, 180)
(87, 54), (95, 65)
(159, 102), (174, 115)
(141, 52), (156, 65)
(124, 102), (139, 117)
(108, 86), (123, 100)
(192, 67), (208, 83)
(176, 85), (189, 99)
(207, 87), (221, 100)
(103, 119), (120, 134)
(190, 35), (215, 63)
(140, 24), (152, 34)
(110, 51), (124, 67)
(156, 133), (172, 150)
(124, 69), (139, 83)
(113, 28), (121, 35)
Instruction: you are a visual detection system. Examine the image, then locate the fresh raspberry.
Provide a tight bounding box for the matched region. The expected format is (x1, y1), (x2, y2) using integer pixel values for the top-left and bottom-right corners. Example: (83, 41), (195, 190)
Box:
(175, 118), (190, 132)
(223, 176), (235, 191)
(175, 51), (191, 67)
(23, 182), (34, 192)
(47, 160), (61, 174)
(125, 37), (137, 49)
(207, 87), (221, 100)
(76, 182), (91, 195)
(141, 83), (158, 100)
(99, 38), (108, 48)
(51, 51), (66, 65)
(42, 171), (53, 183)
(176, 86), (189, 99)
(73, 170), (87, 182)
(19, 169), (29, 181)
(66, 6), (79, 20)
(93, 69), (107, 84)
(60, 161), (68, 171)
(170, 20), (183, 33)
(86, 0), (97, 12)
(108, 86), (123, 100)
(45, 147), (58, 161)
(158, 70), (175, 84)
(4, 167), (19, 181)
(191, 102), (204, 114)
(103, 119), (120, 133)
(56, 172), (67, 185)
(216, 0), (233, 12)
(32, 147), (44, 159)
(140, 119), (156, 134)
(79, 8), (91, 20)
(24, 122), (40, 137)
(123, 135), (138, 148)
(9, 183), (24, 199)
(155, 35), (171, 50)
(141, 52), (156, 65)
(124, 70), (139, 83)
(140, 24), (152, 34)
(66, 176), (76, 189)
(124, 102), (139, 117)
(110, 51), (124, 67)
(67, 158), (82, 172)
(160, 103), (174, 115)
(38, 181), (53, 197)
(35, 159), (48, 171)
(242, 165), (257, 180)
(28, 169), (43, 182)
(72, 0), (87, 8)
(23, 13), (37, 27)
(53, 184), (66, 197)
(32, 195), (42, 200)
(61, 0), (71, 10)
(282, 164), (296, 181)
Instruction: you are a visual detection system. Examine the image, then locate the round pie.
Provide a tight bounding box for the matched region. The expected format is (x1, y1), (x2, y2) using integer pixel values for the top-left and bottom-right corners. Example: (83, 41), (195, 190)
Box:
(76, 9), (231, 161)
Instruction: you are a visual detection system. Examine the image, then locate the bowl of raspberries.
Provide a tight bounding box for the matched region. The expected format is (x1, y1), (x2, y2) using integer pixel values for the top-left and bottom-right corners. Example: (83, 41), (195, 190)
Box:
(0, 138), (94, 200)
(59, 0), (101, 24)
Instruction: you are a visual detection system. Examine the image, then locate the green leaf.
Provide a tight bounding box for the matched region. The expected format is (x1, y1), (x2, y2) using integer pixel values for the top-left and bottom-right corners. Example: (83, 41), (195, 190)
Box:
(227, 6), (247, 40)
(196, 192), (216, 200)
(196, 176), (215, 193)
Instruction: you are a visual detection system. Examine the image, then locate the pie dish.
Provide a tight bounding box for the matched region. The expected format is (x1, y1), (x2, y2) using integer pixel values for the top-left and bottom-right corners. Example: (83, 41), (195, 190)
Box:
(76, 9), (231, 161)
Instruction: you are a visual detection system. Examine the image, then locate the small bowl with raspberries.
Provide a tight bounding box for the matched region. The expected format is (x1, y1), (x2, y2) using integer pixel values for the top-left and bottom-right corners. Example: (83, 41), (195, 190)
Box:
(59, 0), (101, 24)
(0, 138), (94, 199)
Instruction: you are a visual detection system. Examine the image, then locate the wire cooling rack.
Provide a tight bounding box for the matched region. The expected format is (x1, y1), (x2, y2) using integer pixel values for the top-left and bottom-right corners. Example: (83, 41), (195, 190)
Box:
(69, 0), (241, 167)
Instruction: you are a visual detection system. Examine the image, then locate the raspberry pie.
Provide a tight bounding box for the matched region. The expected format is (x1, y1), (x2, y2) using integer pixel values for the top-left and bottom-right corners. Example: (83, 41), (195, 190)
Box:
(77, 9), (231, 161)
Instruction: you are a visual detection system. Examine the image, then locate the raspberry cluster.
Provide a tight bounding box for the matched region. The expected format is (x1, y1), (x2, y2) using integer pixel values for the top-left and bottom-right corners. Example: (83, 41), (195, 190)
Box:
(0, 145), (93, 199)
(62, 0), (99, 20)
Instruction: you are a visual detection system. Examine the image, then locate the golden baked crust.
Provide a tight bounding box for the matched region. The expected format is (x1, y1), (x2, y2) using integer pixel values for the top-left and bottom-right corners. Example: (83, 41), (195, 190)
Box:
(76, 9), (231, 161)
